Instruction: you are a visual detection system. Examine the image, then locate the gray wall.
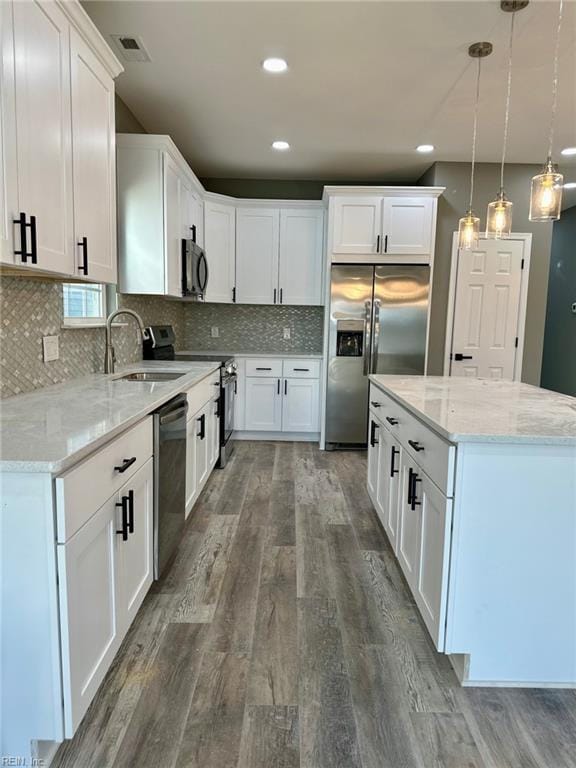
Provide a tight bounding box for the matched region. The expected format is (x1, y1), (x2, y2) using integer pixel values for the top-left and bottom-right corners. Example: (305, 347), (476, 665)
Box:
(421, 162), (553, 385)
(201, 177), (413, 200)
(115, 94), (147, 134)
(540, 205), (576, 396)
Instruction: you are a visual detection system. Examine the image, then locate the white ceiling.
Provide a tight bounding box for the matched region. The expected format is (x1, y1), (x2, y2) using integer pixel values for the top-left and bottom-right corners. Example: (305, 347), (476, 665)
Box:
(84, 0), (576, 182)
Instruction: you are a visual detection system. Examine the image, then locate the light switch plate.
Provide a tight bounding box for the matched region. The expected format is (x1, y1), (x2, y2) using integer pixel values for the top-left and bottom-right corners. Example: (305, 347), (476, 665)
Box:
(211, 326), (220, 338)
(283, 327), (291, 340)
(43, 335), (60, 362)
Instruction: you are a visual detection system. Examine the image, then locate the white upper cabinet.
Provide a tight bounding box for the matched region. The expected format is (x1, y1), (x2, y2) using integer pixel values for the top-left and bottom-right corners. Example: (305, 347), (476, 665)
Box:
(236, 207), (280, 304)
(0, 0), (122, 279)
(11, 0), (74, 276)
(331, 196), (383, 255)
(204, 201), (235, 303)
(181, 180), (204, 248)
(279, 208), (324, 305)
(164, 153), (182, 297)
(327, 188), (442, 264)
(69, 28), (116, 283)
(382, 197), (434, 256)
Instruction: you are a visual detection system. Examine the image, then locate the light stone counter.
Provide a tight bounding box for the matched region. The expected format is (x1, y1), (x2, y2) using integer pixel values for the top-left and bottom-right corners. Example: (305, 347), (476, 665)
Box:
(369, 375), (576, 445)
(0, 360), (220, 474)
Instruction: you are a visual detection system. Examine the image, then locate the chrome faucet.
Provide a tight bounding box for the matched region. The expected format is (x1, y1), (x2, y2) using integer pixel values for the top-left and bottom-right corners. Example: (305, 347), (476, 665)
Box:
(104, 309), (147, 374)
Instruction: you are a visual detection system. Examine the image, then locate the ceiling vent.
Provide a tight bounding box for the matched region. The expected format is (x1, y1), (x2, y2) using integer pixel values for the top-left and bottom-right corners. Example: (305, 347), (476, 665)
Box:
(110, 34), (151, 63)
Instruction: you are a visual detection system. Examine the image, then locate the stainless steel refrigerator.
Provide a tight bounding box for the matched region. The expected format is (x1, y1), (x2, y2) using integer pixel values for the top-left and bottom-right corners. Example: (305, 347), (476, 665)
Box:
(325, 264), (429, 448)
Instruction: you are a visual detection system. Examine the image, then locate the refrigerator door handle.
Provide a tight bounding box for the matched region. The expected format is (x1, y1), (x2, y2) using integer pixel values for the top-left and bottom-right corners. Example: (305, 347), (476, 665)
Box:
(363, 299), (372, 376)
(371, 299), (381, 373)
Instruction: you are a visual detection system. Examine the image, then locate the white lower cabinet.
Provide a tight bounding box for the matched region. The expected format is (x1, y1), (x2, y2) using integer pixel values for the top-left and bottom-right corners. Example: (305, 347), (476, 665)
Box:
(245, 376), (283, 431)
(57, 456), (153, 736)
(185, 414), (198, 514)
(377, 427), (402, 553)
(397, 451), (421, 591)
(185, 372), (221, 516)
(209, 394), (221, 467)
(195, 404), (210, 492)
(367, 416), (381, 501)
(282, 378), (319, 432)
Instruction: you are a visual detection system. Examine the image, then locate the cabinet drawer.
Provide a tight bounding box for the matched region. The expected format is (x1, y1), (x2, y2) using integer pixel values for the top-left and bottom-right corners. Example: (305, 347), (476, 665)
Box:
(283, 359), (320, 379)
(245, 358), (283, 377)
(369, 384), (455, 496)
(186, 370), (220, 418)
(56, 418), (153, 542)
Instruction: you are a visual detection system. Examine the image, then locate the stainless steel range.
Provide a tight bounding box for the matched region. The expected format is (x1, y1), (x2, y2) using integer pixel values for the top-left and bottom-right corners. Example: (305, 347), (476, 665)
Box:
(143, 326), (237, 467)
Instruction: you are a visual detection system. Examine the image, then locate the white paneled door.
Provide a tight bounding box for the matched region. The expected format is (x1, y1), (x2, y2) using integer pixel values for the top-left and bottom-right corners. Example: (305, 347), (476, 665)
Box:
(279, 209), (324, 305)
(236, 208), (280, 304)
(163, 154), (182, 297)
(450, 239), (524, 380)
(381, 197), (433, 256)
(331, 196), (382, 255)
(204, 202), (236, 303)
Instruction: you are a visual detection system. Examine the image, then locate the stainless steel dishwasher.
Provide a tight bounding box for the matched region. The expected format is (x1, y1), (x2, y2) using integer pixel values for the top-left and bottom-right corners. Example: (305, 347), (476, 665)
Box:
(153, 394), (188, 578)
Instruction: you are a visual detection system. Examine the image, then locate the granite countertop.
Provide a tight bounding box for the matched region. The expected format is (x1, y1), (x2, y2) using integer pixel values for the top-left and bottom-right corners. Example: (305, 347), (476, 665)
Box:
(0, 361), (220, 474)
(369, 375), (576, 446)
(176, 350), (323, 360)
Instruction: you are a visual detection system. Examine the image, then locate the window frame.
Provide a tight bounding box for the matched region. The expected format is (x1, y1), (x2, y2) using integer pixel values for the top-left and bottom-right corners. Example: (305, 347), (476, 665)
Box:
(62, 282), (108, 328)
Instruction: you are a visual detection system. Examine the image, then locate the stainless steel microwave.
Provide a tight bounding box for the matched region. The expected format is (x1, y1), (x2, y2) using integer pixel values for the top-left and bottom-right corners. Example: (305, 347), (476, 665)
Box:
(182, 239), (208, 300)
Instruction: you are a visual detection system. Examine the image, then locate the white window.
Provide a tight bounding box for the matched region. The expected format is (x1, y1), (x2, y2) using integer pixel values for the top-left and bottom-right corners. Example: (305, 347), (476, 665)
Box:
(62, 283), (107, 326)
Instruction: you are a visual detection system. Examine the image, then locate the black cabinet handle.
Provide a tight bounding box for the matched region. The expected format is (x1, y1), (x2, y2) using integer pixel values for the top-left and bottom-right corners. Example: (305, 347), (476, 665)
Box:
(371, 400), (381, 408)
(410, 472), (422, 511)
(370, 420), (379, 447)
(284, 379), (287, 395)
(232, 287), (236, 303)
(127, 489), (134, 534)
(191, 224), (197, 244)
(197, 413), (206, 440)
(114, 456), (137, 473)
(29, 215), (37, 264)
(386, 416), (398, 426)
(116, 496), (129, 541)
(215, 397), (220, 417)
(13, 212), (37, 264)
(234, 378), (237, 394)
(407, 467), (414, 506)
(408, 439), (424, 452)
(376, 234), (381, 253)
(384, 234), (388, 253)
(277, 379), (280, 394)
(294, 368), (309, 372)
(280, 288), (283, 304)
(256, 367), (272, 371)
(454, 353), (473, 361)
(390, 446), (399, 477)
(78, 236), (88, 274)
(273, 288), (277, 304)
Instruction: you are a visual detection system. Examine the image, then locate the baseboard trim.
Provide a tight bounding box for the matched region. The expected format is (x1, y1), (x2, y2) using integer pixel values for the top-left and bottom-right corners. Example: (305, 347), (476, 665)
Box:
(233, 431), (320, 443)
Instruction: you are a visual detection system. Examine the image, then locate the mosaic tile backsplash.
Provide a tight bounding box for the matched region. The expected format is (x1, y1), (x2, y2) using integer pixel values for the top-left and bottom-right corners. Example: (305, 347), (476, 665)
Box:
(183, 303), (324, 355)
(0, 277), (185, 399)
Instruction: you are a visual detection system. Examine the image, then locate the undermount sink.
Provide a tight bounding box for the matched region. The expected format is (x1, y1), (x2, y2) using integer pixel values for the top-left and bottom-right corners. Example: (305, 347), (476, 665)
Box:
(115, 371), (187, 382)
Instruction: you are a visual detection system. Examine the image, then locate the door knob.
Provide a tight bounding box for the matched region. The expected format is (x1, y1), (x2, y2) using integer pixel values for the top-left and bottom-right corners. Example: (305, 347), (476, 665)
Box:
(454, 353), (473, 361)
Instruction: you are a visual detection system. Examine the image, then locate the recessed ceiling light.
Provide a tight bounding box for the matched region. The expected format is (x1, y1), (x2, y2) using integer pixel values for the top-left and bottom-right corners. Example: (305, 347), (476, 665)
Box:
(262, 57), (288, 73)
(272, 140), (290, 151)
(560, 146), (576, 156)
(563, 182), (576, 189)
(416, 144), (435, 153)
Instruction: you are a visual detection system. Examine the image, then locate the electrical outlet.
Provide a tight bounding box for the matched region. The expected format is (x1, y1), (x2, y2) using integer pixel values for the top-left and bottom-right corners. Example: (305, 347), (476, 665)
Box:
(283, 327), (291, 340)
(43, 335), (60, 362)
(211, 326), (220, 338)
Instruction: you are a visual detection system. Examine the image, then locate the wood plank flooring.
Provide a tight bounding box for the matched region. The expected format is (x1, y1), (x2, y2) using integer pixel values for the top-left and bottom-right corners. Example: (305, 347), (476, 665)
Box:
(53, 442), (576, 768)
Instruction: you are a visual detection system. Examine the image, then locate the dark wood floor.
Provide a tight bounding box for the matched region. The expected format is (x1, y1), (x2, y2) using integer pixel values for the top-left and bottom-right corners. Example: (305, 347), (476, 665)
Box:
(53, 441), (576, 768)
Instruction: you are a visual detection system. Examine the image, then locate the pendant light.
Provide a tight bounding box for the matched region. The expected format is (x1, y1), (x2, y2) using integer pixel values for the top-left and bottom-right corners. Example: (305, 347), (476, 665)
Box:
(529, 0), (565, 221)
(458, 42), (493, 250)
(486, 1), (528, 239)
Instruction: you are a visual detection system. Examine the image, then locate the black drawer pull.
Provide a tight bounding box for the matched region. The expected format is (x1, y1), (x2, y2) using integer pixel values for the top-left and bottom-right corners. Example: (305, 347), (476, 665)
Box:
(127, 489), (135, 534)
(114, 456), (137, 473)
(284, 379), (287, 395)
(407, 467), (414, 506)
(410, 472), (422, 511)
(408, 439), (424, 452)
(390, 446), (399, 477)
(215, 397), (220, 417)
(294, 368), (309, 372)
(370, 420), (379, 447)
(256, 367), (272, 370)
(197, 413), (206, 440)
(371, 400), (381, 408)
(116, 496), (129, 541)
(386, 416), (398, 426)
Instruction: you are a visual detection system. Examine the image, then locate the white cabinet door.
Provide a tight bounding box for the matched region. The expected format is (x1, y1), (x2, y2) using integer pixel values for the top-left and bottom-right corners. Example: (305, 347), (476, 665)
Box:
(331, 196), (382, 255)
(185, 415), (198, 517)
(181, 181), (204, 248)
(204, 201), (236, 303)
(0, 0), (17, 265)
(413, 471), (452, 650)
(282, 378), (319, 432)
(381, 197), (434, 256)
(163, 154), (182, 297)
(397, 451), (421, 591)
(12, 0), (73, 275)
(209, 396), (220, 467)
(377, 428), (402, 554)
(278, 208), (324, 305)
(69, 28), (116, 283)
(195, 404), (210, 492)
(116, 459), (154, 632)
(236, 207), (280, 304)
(245, 377), (282, 431)
(57, 495), (120, 736)
(367, 416), (382, 505)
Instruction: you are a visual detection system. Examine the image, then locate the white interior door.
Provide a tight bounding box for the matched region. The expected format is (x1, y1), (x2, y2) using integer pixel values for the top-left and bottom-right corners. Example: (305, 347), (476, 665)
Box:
(236, 207), (280, 304)
(70, 28), (116, 283)
(278, 208), (324, 305)
(204, 201), (236, 303)
(12, 0), (73, 275)
(450, 239), (524, 380)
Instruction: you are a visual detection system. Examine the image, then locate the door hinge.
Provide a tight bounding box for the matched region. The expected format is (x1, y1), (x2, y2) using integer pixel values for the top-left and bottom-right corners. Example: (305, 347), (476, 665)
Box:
(515, 336), (519, 348)
(521, 258), (524, 269)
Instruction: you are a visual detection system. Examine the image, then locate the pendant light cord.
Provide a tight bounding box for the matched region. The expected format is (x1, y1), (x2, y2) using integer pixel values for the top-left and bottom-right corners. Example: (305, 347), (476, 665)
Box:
(547, 0), (564, 159)
(469, 56), (482, 211)
(500, 10), (516, 192)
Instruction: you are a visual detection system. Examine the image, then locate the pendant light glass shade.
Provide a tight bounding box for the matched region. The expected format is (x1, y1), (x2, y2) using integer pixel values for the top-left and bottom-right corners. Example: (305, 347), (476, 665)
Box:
(486, 190), (513, 239)
(458, 210), (480, 250)
(529, 158), (563, 221)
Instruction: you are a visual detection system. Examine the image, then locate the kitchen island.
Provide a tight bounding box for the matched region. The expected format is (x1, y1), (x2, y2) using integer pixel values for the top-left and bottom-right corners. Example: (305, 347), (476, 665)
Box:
(367, 375), (576, 687)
